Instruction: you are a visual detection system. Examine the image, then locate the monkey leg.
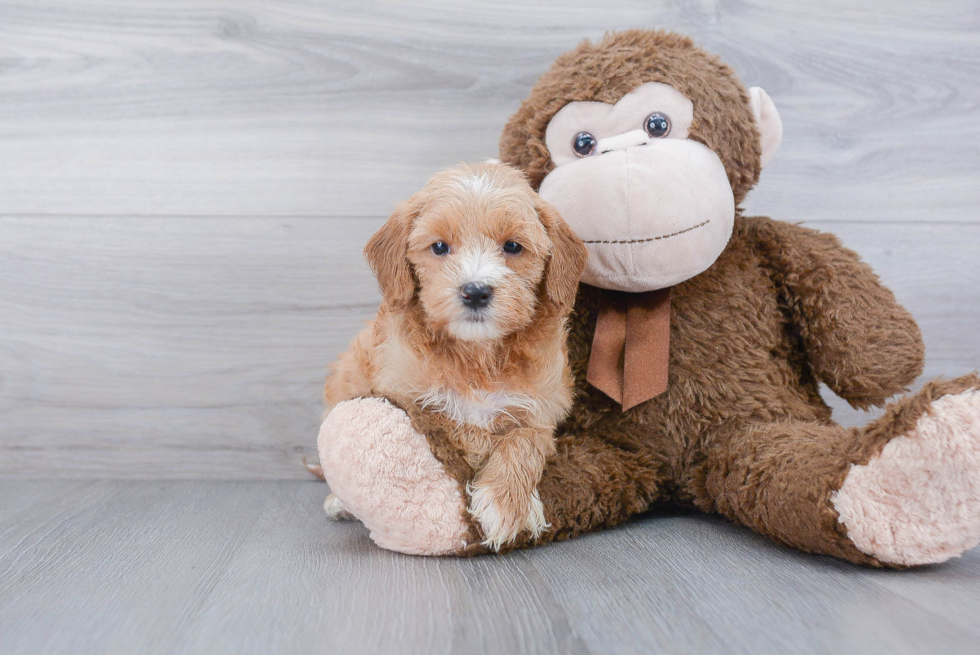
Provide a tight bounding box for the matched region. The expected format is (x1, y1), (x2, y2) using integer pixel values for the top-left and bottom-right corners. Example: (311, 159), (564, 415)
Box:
(696, 374), (980, 567)
(318, 397), (667, 555)
(525, 434), (665, 548)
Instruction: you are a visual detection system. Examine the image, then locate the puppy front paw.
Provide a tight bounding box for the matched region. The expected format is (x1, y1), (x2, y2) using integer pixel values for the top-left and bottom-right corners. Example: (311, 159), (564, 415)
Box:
(525, 490), (548, 539)
(466, 482), (549, 551)
(323, 493), (356, 521)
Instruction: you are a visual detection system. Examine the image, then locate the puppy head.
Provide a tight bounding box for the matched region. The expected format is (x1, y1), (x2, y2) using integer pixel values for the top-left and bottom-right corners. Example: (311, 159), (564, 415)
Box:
(364, 163), (587, 342)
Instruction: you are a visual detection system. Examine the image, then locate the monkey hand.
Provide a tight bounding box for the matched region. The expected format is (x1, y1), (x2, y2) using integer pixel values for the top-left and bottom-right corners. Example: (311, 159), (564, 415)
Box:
(750, 217), (925, 408)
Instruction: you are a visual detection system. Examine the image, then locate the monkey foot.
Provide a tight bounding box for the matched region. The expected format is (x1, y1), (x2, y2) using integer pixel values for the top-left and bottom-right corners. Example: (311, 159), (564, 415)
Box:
(832, 388), (980, 566)
(317, 397), (470, 556)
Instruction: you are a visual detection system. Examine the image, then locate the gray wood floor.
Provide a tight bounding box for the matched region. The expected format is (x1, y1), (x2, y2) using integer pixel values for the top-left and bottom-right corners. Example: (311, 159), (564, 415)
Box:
(1, 480), (979, 655)
(1, 1), (979, 653)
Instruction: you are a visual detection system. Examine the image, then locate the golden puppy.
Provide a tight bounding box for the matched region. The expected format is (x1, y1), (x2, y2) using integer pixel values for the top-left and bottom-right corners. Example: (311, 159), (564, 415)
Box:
(323, 162), (587, 550)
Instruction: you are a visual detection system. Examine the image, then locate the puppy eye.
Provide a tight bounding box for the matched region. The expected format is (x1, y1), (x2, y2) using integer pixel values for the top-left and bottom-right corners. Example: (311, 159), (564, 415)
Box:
(644, 112), (671, 138)
(572, 132), (597, 157)
(430, 241), (450, 256)
(503, 241), (523, 255)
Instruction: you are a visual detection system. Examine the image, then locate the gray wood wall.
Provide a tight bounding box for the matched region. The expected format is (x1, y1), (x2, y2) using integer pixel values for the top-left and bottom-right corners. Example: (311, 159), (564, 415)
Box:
(1, 0), (977, 479)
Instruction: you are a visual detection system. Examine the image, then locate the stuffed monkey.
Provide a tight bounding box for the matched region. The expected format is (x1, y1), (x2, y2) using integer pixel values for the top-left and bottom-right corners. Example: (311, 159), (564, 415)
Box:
(318, 30), (980, 567)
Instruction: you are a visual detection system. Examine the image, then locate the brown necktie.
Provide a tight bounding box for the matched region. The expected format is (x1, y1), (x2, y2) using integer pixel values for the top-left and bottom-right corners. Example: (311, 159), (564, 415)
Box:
(586, 288), (671, 411)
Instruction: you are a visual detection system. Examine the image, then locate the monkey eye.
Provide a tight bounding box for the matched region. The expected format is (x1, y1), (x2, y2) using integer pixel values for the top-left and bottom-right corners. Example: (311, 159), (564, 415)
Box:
(503, 241), (523, 255)
(572, 132), (597, 157)
(644, 112), (671, 138)
(430, 241), (450, 256)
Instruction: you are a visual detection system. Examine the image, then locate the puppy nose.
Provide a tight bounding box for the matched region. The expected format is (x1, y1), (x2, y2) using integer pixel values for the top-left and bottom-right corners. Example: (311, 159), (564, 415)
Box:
(460, 282), (493, 308)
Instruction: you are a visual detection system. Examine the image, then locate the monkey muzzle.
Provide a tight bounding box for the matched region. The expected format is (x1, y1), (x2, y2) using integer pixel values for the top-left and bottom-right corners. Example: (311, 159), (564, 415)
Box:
(538, 138), (735, 293)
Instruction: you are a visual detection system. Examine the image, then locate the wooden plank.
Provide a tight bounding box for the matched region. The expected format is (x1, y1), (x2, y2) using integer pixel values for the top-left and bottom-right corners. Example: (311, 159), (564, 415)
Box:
(0, 1), (976, 220)
(524, 516), (980, 653)
(177, 481), (587, 654)
(1, 217), (977, 477)
(0, 216), (382, 478)
(1, 481), (978, 654)
(865, 555), (980, 638)
(0, 480), (270, 654)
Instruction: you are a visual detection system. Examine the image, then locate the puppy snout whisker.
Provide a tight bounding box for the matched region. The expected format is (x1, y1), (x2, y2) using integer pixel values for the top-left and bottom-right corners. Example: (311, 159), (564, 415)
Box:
(460, 282), (493, 309)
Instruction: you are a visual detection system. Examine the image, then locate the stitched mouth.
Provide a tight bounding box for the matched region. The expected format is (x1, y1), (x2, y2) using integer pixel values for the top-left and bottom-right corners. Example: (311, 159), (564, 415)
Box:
(582, 219), (710, 245)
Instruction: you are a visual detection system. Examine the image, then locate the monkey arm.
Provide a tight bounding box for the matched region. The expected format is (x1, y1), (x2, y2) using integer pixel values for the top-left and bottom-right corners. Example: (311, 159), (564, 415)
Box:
(746, 216), (924, 409)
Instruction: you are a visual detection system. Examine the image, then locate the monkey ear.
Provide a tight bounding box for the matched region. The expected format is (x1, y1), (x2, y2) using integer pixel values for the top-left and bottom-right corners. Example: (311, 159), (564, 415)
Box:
(363, 203), (417, 307)
(536, 198), (588, 313)
(749, 87), (783, 168)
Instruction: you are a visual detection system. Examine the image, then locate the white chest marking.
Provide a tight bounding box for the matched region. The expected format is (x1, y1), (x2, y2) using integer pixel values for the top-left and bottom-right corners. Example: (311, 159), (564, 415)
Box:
(417, 387), (539, 429)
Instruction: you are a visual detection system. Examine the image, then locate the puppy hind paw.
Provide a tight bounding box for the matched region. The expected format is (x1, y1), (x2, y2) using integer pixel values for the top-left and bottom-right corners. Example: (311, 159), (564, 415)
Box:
(323, 493), (356, 521)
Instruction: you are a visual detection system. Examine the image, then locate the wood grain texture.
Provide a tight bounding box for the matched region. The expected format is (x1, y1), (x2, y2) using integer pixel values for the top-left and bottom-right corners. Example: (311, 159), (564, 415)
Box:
(0, 0), (977, 221)
(0, 216), (381, 478)
(1, 217), (977, 477)
(1, 480), (979, 655)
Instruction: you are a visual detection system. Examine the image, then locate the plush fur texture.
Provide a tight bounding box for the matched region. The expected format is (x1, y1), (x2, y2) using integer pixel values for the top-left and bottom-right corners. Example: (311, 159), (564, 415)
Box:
(319, 29), (980, 567)
(832, 389), (980, 565)
(318, 398), (469, 555)
(322, 163), (587, 550)
(499, 30), (763, 207)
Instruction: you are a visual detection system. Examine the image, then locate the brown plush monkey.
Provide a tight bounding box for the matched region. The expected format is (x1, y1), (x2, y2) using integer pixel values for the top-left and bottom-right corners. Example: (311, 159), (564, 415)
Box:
(318, 30), (980, 567)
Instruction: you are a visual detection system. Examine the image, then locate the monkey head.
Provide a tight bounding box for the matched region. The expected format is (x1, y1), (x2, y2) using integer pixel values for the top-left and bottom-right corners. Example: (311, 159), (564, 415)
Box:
(499, 30), (783, 292)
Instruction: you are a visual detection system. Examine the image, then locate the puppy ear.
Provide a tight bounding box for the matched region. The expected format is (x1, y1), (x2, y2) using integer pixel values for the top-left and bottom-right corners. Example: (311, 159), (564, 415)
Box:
(536, 198), (588, 313)
(364, 203), (417, 307)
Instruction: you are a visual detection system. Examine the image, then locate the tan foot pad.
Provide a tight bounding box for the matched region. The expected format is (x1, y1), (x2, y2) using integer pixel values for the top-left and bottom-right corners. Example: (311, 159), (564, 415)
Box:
(832, 390), (980, 566)
(318, 398), (469, 556)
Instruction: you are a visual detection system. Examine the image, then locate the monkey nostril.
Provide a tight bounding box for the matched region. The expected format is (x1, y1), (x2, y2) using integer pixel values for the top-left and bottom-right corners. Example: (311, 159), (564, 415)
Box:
(460, 282), (492, 309)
